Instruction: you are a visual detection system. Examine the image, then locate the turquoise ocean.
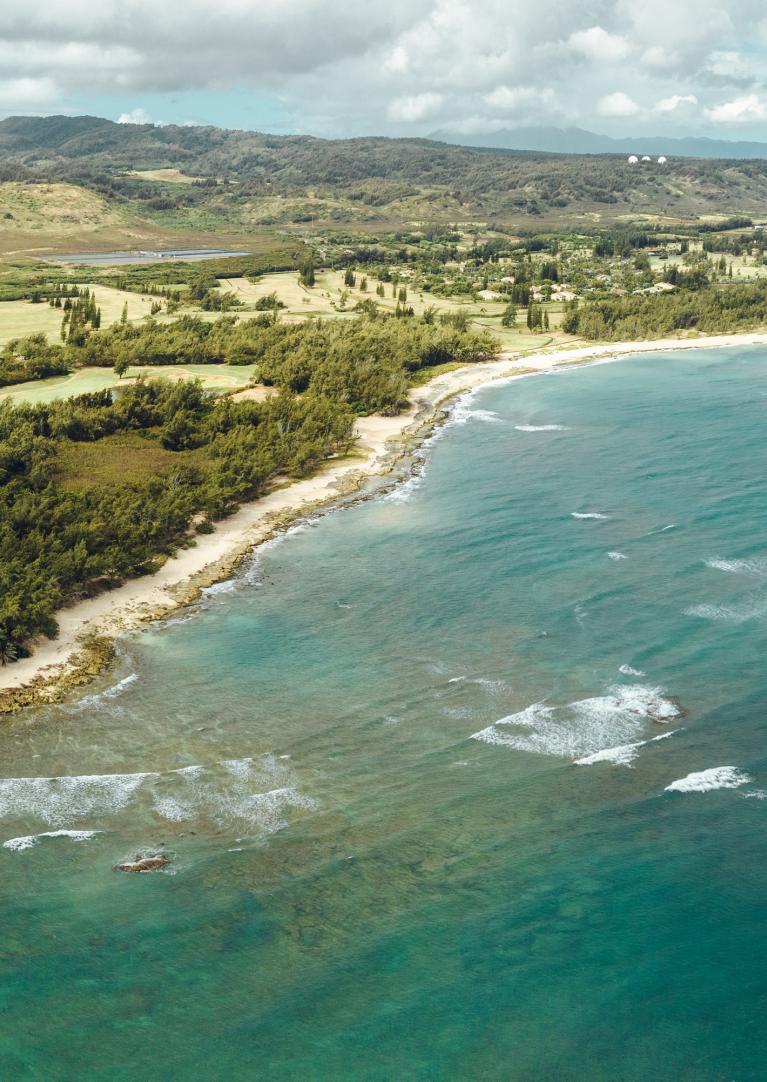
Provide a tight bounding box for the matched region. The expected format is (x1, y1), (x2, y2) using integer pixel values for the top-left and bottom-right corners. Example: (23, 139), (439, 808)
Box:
(2, 347), (767, 1080)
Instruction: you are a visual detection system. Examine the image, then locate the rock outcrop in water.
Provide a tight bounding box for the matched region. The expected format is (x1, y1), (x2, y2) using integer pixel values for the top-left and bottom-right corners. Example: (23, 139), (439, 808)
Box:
(116, 852), (169, 873)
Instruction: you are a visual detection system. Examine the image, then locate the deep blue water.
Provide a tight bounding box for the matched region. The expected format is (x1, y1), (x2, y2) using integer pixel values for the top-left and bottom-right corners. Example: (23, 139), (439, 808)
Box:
(1, 348), (767, 1080)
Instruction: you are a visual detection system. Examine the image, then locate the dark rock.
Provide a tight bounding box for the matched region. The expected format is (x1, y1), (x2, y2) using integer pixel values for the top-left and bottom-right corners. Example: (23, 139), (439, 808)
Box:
(116, 853), (170, 873)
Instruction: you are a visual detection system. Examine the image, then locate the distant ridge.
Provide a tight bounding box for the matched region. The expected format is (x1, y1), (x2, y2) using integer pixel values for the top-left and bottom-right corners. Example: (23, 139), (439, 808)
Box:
(429, 125), (767, 160)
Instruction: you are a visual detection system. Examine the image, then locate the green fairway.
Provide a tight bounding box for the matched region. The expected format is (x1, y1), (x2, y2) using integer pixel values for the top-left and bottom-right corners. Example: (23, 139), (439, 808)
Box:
(0, 363), (258, 405)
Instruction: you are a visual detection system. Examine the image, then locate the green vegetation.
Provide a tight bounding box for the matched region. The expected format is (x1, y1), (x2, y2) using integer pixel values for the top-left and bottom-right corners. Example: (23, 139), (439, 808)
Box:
(0, 314), (497, 658)
(5, 115), (767, 233)
(563, 278), (767, 340)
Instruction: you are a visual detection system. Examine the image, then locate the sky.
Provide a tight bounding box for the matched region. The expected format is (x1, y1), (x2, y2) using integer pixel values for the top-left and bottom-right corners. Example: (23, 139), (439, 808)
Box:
(3, 1), (767, 140)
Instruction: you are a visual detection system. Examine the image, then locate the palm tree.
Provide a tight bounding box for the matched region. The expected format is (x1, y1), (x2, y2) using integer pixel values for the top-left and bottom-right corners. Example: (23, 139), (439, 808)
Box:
(0, 639), (19, 666)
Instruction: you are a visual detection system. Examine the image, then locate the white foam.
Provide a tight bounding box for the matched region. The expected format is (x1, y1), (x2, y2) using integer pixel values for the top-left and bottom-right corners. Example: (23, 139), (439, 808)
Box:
(608, 551), (628, 561)
(514, 424), (568, 432)
(743, 789), (767, 800)
(384, 470), (424, 504)
(202, 578), (237, 597)
(0, 755), (317, 837)
(684, 598), (767, 623)
(472, 685), (680, 760)
(3, 829), (102, 852)
(0, 771), (156, 826)
(451, 401), (501, 425)
(571, 512), (609, 520)
(665, 767), (752, 793)
(575, 731), (678, 767)
(619, 664), (646, 677)
(75, 673), (138, 708)
(705, 557), (767, 575)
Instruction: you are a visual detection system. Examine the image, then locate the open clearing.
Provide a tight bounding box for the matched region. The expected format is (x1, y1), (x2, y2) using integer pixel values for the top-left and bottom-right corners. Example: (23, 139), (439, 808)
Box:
(0, 363), (258, 405)
(218, 269), (572, 350)
(0, 285), (199, 346)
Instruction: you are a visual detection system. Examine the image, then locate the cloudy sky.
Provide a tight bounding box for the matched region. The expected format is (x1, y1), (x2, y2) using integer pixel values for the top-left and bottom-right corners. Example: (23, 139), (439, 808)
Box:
(3, 0), (767, 140)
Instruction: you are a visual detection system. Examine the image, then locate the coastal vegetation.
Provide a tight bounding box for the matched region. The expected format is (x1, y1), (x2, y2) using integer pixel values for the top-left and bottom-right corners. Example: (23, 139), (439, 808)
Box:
(0, 315), (497, 660)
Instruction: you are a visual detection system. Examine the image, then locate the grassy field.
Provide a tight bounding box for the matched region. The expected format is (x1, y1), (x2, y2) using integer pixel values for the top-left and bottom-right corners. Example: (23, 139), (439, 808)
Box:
(218, 269), (572, 351)
(0, 284), (201, 346)
(55, 431), (208, 491)
(127, 169), (199, 184)
(0, 363), (258, 405)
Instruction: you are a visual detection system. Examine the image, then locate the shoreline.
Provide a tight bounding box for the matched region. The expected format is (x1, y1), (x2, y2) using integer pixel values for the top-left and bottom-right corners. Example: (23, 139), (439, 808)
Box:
(2, 328), (766, 711)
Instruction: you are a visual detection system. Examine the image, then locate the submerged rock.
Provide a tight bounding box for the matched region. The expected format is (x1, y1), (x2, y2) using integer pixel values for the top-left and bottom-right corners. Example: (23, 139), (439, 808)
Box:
(116, 852), (169, 873)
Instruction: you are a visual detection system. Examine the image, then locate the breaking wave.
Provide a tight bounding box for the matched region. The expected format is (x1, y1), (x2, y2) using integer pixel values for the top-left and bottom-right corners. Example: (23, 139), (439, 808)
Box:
(514, 424), (568, 432)
(574, 730), (678, 768)
(705, 557), (767, 576)
(684, 598), (767, 623)
(472, 685), (680, 760)
(75, 673), (138, 709)
(608, 552), (628, 561)
(571, 512), (609, 520)
(0, 756), (318, 837)
(665, 767), (752, 793)
(619, 664), (646, 677)
(3, 830), (102, 853)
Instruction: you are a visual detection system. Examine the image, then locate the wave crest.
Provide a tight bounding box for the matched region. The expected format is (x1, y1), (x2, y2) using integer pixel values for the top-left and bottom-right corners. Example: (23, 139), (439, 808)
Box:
(472, 685), (680, 760)
(665, 767), (752, 793)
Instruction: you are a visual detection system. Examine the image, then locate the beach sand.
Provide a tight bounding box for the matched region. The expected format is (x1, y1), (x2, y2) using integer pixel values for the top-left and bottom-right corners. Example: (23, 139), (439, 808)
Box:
(3, 330), (766, 704)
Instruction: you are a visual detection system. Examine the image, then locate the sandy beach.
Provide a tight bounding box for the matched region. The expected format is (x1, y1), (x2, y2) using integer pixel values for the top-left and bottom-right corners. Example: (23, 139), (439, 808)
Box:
(3, 329), (767, 706)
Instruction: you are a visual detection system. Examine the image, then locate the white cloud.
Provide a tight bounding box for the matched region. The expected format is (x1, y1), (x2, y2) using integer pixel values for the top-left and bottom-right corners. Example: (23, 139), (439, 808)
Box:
(597, 91), (640, 117)
(387, 92), (443, 122)
(0, 76), (58, 107)
(117, 107), (154, 125)
(655, 94), (698, 113)
(383, 46), (409, 74)
(567, 26), (630, 63)
(640, 45), (679, 69)
(0, 2), (767, 136)
(705, 94), (767, 123)
(484, 85), (554, 112)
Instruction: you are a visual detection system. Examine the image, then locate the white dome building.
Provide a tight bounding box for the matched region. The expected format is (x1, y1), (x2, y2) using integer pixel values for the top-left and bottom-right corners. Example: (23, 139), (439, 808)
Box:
(657, 156), (668, 164)
(641, 155), (652, 162)
(628, 155), (639, 164)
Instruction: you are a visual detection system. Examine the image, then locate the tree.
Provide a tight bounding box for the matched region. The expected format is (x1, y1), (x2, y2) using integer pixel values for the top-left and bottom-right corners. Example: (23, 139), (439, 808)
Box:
(299, 257), (316, 287)
(120, 302), (129, 325)
(501, 303), (517, 327)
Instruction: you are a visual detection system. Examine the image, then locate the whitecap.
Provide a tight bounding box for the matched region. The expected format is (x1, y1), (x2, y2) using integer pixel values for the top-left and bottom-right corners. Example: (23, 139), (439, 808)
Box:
(571, 512), (609, 520)
(619, 664), (646, 677)
(75, 673), (138, 709)
(743, 789), (767, 800)
(705, 557), (767, 575)
(3, 829), (102, 852)
(472, 685), (680, 760)
(608, 552), (628, 561)
(665, 767), (752, 793)
(514, 424), (568, 432)
(0, 771), (156, 826)
(574, 731), (678, 768)
(384, 470), (424, 504)
(201, 578), (237, 597)
(684, 598), (767, 623)
(451, 402), (501, 425)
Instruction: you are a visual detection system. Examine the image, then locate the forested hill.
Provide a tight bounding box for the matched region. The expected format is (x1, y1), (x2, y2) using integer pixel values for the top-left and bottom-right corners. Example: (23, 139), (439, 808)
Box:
(4, 114), (767, 221)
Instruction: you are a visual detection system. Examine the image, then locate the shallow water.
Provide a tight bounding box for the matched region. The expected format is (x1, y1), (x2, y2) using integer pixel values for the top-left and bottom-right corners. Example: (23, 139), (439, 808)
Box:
(2, 347), (767, 1079)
